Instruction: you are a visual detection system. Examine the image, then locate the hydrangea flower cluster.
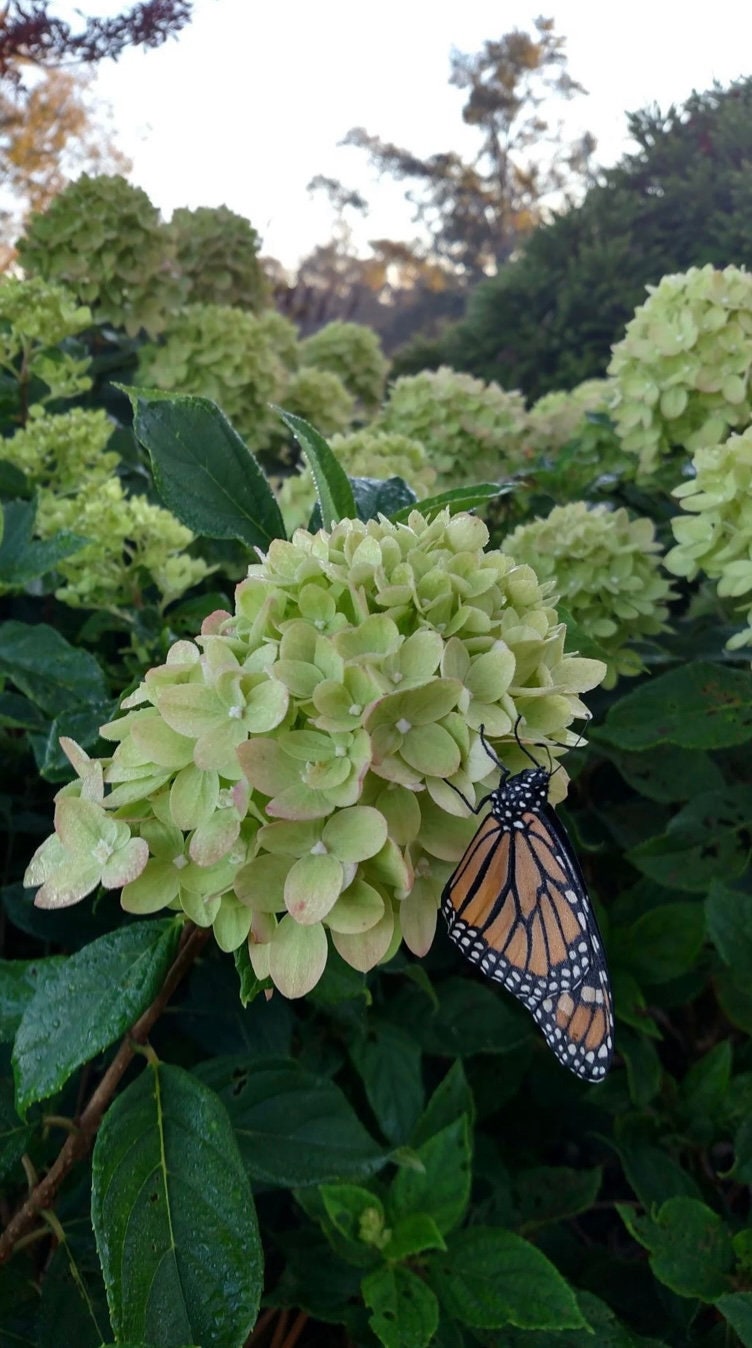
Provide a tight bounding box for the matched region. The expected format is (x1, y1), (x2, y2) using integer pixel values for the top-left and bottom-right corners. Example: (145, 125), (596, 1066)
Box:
(0, 276), (92, 405)
(665, 428), (752, 649)
(608, 265), (752, 476)
(25, 511), (605, 997)
(503, 502), (674, 685)
(275, 430), (437, 535)
(299, 321), (389, 414)
(17, 174), (183, 337)
(169, 205), (267, 312)
(280, 368), (356, 438)
(3, 409), (210, 609)
(526, 380), (613, 457)
(138, 304), (287, 450)
(377, 366), (528, 489)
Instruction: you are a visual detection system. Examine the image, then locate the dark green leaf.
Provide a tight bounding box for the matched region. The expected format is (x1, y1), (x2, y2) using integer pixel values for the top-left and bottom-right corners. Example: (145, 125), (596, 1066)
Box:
(319, 1183), (385, 1244)
(494, 1290), (669, 1345)
(273, 407), (355, 526)
(351, 1021), (424, 1145)
(614, 1123), (703, 1208)
(362, 1265), (439, 1348)
(514, 1166), (602, 1230)
(196, 1056), (385, 1185)
(382, 1213), (447, 1260)
(0, 499), (85, 585)
(607, 744), (725, 803)
(349, 475), (417, 521)
(716, 1292), (752, 1347)
(619, 1028), (662, 1108)
(0, 955), (66, 1040)
(0, 1262), (37, 1348)
(597, 662), (752, 751)
(128, 387), (285, 548)
(620, 903), (706, 981)
(390, 482), (512, 523)
(618, 1197), (734, 1300)
(706, 880), (752, 980)
(36, 1230), (110, 1348)
(389, 1118), (471, 1234)
(428, 1226), (586, 1330)
(412, 1061), (474, 1147)
(91, 1061), (261, 1347)
(29, 700), (117, 782)
(0, 1077), (30, 1181)
(232, 943), (263, 1007)
(628, 790), (752, 892)
(390, 977), (533, 1057)
(13, 920), (180, 1113)
(731, 1115), (752, 1183)
(679, 1041), (732, 1132)
(0, 621), (109, 715)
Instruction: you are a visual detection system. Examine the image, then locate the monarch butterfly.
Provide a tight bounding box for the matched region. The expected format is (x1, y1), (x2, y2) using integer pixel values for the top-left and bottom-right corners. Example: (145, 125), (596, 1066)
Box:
(441, 724), (613, 1082)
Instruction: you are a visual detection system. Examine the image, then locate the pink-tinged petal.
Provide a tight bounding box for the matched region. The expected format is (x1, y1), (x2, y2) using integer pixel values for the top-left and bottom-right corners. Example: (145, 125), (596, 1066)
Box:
(130, 717), (195, 769)
(34, 859), (102, 909)
(201, 608), (232, 634)
(399, 878), (438, 957)
(194, 720), (244, 772)
(189, 811), (240, 867)
(284, 854), (344, 925)
(234, 854), (291, 911)
(248, 911), (276, 980)
(213, 895), (253, 952)
(268, 917), (328, 998)
(100, 837), (149, 889)
(237, 738), (301, 795)
(264, 783), (334, 821)
(332, 904), (395, 972)
(243, 680), (289, 732)
(326, 880), (385, 934)
(59, 738), (104, 803)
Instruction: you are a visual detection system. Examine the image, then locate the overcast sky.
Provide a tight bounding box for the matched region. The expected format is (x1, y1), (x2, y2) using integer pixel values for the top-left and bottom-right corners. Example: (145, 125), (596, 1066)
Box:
(81, 0), (752, 267)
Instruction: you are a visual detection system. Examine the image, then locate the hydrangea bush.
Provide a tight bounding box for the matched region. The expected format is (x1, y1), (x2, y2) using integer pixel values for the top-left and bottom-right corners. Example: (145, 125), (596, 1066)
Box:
(609, 264), (752, 476)
(169, 204), (268, 312)
(377, 366), (528, 489)
(26, 509), (605, 995)
(665, 428), (752, 648)
(299, 320), (389, 413)
(0, 276), (92, 405)
(503, 502), (674, 684)
(17, 174), (183, 337)
(526, 378), (613, 457)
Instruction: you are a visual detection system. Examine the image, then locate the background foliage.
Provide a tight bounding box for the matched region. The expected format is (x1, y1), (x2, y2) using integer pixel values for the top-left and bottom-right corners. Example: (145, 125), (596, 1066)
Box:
(2, 63), (752, 1348)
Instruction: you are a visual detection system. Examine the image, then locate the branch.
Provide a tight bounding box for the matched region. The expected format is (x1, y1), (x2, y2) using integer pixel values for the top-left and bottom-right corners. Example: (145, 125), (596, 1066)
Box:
(0, 921), (210, 1263)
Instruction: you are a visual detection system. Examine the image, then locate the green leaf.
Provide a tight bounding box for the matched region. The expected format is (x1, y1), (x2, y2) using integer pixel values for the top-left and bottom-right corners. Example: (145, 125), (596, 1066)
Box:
(491, 1289), (669, 1345)
(618, 1028), (662, 1108)
(555, 604), (612, 664)
(92, 1060), (261, 1348)
(620, 903), (706, 981)
(0, 1078), (30, 1182)
(389, 977), (533, 1057)
(0, 499), (85, 586)
(273, 407), (355, 527)
(232, 942), (264, 1007)
(319, 1183), (386, 1245)
(428, 1226), (586, 1330)
(679, 1041), (732, 1132)
(731, 1115), (752, 1183)
(196, 1055), (386, 1185)
(0, 955), (66, 1040)
(389, 1117), (471, 1234)
(607, 743), (724, 803)
(127, 387), (285, 548)
(716, 1292), (752, 1347)
(13, 920), (180, 1113)
(349, 476), (417, 522)
(390, 482), (512, 523)
(597, 662), (752, 750)
(0, 620), (109, 716)
(29, 700), (117, 782)
(514, 1166), (602, 1230)
(362, 1265), (439, 1348)
(36, 1231), (110, 1348)
(618, 1196), (734, 1300)
(382, 1213), (447, 1261)
(628, 790), (752, 891)
(706, 880), (752, 980)
(614, 1122), (703, 1208)
(351, 1021), (424, 1145)
(411, 1061), (474, 1148)
(0, 1261), (37, 1347)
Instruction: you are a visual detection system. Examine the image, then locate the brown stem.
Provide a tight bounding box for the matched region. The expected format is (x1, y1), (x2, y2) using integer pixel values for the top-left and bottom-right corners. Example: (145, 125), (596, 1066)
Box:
(281, 1310), (309, 1348)
(270, 1309), (290, 1348)
(0, 922), (210, 1264)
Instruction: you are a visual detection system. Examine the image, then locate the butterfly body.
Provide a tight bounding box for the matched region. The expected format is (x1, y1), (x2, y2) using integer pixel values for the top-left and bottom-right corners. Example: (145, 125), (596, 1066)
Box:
(441, 753), (613, 1082)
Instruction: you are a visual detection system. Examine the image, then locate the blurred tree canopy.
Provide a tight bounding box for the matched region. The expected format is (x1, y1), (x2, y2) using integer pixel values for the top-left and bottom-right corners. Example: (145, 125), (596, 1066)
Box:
(0, 0), (192, 82)
(421, 78), (752, 399)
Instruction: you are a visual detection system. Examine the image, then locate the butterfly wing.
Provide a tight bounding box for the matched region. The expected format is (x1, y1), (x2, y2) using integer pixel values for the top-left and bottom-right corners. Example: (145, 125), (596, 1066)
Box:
(531, 954), (613, 1082)
(441, 803), (595, 1007)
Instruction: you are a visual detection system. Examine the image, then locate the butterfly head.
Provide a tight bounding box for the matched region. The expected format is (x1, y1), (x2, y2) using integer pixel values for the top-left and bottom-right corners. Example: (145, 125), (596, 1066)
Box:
(490, 766), (551, 823)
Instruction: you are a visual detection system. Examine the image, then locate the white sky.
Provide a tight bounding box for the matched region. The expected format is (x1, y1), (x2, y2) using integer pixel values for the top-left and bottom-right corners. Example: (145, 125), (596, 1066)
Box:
(82, 0), (752, 268)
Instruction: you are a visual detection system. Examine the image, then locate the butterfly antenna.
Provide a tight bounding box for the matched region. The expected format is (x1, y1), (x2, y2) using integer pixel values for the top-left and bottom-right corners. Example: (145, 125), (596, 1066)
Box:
(478, 723), (509, 779)
(512, 714), (543, 770)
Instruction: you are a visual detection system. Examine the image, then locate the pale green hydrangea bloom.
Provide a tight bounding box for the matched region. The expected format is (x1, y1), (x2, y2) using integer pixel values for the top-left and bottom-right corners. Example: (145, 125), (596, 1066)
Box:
(609, 265), (752, 476)
(169, 204), (267, 312)
(503, 502), (675, 685)
(2, 408), (117, 491)
(18, 173), (184, 337)
(0, 276), (92, 404)
(526, 380), (614, 457)
(299, 321), (389, 414)
(665, 428), (752, 649)
(25, 510), (606, 998)
(280, 368), (356, 437)
(377, 366), (528, 489)
(138, 303), (287, 450)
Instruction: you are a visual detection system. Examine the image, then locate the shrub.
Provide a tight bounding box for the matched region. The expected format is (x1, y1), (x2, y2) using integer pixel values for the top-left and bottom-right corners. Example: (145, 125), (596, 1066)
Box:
(170, 204), (267, 311)
(300, 320), (389, 412)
